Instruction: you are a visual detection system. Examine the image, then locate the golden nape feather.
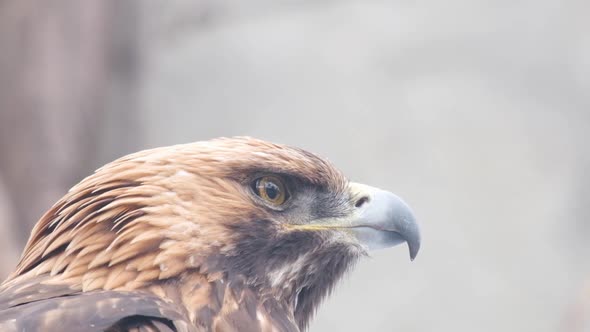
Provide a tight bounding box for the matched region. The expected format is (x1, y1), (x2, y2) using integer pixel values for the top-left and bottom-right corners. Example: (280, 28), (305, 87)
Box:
(0, 137), (420, 332)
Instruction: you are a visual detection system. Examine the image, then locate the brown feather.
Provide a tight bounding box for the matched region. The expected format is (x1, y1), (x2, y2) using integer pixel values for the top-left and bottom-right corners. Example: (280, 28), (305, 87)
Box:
(0, 137), (353, 331)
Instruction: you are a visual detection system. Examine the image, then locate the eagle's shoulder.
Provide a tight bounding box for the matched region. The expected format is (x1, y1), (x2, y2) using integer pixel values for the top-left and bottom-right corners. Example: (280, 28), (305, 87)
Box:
(0, 275), (192, 332)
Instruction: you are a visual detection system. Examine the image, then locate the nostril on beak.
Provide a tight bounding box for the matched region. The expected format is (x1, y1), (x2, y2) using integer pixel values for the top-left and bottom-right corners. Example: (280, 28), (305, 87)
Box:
(354, 196), (370, 208)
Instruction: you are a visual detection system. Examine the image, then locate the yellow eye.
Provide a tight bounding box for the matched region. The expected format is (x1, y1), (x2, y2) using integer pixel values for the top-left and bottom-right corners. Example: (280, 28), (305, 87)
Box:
(253, 176), (289, 206)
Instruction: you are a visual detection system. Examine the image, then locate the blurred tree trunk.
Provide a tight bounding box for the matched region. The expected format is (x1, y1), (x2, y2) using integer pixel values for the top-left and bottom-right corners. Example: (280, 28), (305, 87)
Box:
(0, 175), (19, 277)
(0, 1), (140, 278)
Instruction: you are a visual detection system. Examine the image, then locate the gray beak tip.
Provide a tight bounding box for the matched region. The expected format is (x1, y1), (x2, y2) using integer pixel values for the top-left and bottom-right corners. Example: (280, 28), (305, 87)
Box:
(409, 242), (420, 261)
(406, 225), (421, 261)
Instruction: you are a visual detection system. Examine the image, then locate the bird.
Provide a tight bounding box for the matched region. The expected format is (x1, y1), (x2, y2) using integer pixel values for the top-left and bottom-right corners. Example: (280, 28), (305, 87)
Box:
(0, 137), (420, 332)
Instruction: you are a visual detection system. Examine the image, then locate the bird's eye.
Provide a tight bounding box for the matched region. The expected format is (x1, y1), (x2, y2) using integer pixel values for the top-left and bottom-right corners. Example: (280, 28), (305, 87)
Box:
(252, 176), (289, 206)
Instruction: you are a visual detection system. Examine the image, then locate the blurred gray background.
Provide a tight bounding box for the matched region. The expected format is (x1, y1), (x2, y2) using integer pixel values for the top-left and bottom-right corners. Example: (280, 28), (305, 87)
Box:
(1, 1), (589, 331)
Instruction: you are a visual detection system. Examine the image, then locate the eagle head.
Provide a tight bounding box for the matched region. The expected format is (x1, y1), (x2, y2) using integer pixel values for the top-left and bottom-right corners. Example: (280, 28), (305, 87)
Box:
(1, 137), (420, 331)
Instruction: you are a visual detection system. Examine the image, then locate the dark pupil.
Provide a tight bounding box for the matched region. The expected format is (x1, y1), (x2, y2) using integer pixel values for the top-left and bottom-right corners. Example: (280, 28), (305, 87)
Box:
(264, 181), (280, 200)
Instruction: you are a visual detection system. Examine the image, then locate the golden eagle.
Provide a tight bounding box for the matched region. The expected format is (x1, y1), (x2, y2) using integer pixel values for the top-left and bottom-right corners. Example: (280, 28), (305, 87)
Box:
(0, 137), (420, 331)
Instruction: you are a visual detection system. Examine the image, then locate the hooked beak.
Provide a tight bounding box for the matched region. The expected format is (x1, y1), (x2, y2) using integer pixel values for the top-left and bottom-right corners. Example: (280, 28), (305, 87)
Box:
(346, 183), (421, 260)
